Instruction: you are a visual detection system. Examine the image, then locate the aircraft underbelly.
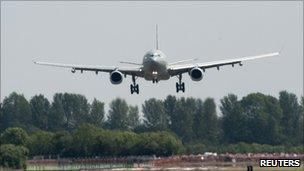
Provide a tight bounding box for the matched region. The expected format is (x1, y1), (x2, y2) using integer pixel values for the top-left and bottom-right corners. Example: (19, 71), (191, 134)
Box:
(143, 60), (170, 81)
(144, 73), (170, 80)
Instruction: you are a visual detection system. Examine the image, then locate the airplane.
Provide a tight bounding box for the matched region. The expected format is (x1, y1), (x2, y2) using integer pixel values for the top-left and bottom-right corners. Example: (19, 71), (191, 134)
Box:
(34, 25), (280, 94)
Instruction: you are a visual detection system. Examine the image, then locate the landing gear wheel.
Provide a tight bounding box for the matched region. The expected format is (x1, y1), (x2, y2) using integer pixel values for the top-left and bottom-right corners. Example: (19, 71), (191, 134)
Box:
(176, 82), (185, 93)
(135, 84), (139, 94)
(130, 84), (139, 94)
(176, 74), (185, 93)
(130, 75), (139, 94)
(152, 79), (159, 84)
(130, 84), (134, 94)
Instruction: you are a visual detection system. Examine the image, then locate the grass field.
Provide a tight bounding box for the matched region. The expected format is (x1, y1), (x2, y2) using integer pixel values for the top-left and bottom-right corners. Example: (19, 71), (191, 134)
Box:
(100, 167), (303, 171)
(204, 167), (303, 171)
(1, 166), (299, 171)
(25, 160), (304, 171)
(112, 167), (303, 171)
(25, 165), (304, 171)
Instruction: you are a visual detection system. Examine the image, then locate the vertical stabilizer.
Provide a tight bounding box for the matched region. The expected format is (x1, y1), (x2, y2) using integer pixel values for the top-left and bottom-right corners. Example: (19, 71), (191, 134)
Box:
(156, 24), (159, 50)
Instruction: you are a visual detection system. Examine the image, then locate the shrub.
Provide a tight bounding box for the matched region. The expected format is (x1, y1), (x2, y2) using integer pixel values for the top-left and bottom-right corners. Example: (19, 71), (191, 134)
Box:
(0, 144), (29, 169)
(0, 127), (29, 146)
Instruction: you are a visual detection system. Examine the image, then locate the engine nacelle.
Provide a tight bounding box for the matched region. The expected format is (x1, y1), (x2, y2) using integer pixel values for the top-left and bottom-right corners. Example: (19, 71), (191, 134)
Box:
(189, 67), (203, 81)
(110, 70), (123, 84)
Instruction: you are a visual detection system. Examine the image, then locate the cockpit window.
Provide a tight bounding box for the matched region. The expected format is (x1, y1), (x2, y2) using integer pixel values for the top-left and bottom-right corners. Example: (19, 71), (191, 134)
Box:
(145, 51), (162, 58)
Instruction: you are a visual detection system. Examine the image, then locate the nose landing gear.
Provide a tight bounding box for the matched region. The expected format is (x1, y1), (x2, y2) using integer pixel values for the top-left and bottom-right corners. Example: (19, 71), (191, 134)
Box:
(176, 74), (185, 93)
(130, 75), (139, 94)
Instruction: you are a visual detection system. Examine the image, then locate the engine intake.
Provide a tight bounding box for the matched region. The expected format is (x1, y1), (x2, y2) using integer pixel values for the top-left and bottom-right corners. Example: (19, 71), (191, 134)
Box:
(110, 70), (123, 84)
(189, 67), (203, 81)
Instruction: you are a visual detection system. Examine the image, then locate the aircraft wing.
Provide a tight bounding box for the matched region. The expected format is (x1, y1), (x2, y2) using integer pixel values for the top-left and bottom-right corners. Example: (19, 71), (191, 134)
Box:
(168, 52), (279, 76)
(34, 61), (144, 77)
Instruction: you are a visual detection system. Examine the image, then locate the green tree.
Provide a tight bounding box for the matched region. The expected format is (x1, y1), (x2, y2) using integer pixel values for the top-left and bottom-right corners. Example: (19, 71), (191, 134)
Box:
(115, 131), (140, 155)
(48, 94), (65, 131)
(0, 107), (3, 131)
(170, 97), (196, 142)
(0, 127), (29, 146)
(220, 94), (246, 143)
(296, 96), (304, 145)
(30, 95), (50, 130)
(88, 98), (105, 127)
(94, 130), (139, 156)
(279, 91), (301, 145)
(0, 144), (28, 169)
(241, 93), (268, 143)
(193, 99), (204, 140)
(137, 132), (183, 156)
(163, 95), (177, 129)
(127, 105), (140, 130)
(1, 92), (32, 130)
(107, 98), (129, 130)
(51, 131), (72, 157)
(142, 98), (168, 131)
(27, 130), (54, 156)
(201, 98), (219, 144)
(62, 93), (89, 130)
(240, 93), (283, 144)
(94, 130), (112, 156)
(49, 93), (89, 131)
(70, 124), (101, 157)
(263, 95), (283, 144)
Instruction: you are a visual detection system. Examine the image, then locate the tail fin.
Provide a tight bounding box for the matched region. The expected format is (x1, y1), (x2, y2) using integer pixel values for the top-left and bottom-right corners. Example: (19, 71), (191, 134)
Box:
(156, 24), (159, 50)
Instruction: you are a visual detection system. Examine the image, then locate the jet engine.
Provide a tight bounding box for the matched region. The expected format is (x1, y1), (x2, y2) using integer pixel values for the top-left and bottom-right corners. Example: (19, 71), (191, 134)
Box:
(189, 67), (203, 81)
(110, 70), (123, 84)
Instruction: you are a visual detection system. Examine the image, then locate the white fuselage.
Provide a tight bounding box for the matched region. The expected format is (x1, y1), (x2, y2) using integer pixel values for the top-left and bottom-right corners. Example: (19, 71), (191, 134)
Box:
(142, 49), (170, 81)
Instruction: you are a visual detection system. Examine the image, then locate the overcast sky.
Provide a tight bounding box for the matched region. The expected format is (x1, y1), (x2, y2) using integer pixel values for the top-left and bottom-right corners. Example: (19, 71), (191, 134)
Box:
(1, 1), (303, 113)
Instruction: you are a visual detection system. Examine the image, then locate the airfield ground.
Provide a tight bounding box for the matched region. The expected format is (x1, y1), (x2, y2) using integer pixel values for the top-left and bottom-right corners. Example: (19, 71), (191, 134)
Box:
(99, 167), (303, 171)
(26, 153), (303, 171)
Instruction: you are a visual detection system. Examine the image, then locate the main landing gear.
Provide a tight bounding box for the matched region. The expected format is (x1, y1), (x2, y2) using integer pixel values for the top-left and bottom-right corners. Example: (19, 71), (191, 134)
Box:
(176, 74), (185, 93)
(130, 75), (139, 94)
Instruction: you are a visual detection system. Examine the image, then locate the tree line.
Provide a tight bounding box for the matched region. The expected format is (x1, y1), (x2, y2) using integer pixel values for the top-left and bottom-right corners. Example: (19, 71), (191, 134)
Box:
(1, 91), (303, 146)
(0, 91), (303, 165)
(0, 126), (183, 169)
(0, 91), (303, 168)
